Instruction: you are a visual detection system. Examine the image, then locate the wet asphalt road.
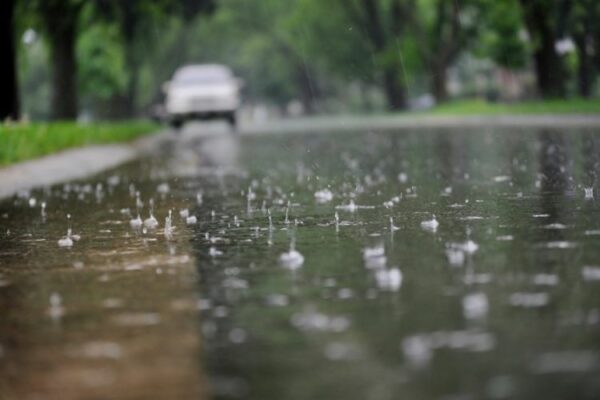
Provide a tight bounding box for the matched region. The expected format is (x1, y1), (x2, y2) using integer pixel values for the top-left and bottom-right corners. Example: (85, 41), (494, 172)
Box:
(1, 122), (600, 399)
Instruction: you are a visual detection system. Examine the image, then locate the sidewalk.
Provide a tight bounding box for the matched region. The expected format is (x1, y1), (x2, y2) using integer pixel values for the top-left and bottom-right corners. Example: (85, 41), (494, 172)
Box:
(0, 130), (169, 199)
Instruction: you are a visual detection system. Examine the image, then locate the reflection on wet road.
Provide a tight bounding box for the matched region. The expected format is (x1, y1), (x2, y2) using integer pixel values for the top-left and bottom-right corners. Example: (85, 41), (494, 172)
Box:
(2, 126), (600, 399)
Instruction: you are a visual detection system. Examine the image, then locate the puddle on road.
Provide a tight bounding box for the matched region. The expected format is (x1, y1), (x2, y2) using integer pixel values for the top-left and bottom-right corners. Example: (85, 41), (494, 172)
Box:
(0, 167), (206, 399)
(2, 127), (600, 399)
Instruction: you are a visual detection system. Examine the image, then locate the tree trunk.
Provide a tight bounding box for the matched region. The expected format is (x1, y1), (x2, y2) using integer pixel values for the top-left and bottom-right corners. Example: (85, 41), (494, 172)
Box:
(428, 0), (456, 104)
(383, 68), (407, 110)
(572, 2), (595, 99)
(574, 34), (593, 98)
(49, 23), (78, 120)
(295, 62), (317, 114)
(358, 82), (373, 112)
(124, 44), (138, 117)
(176, 24), (191, 66)
(431, 64), (448, 103)
(532, 41), (567, 98)
(519, 0), (567, 98)
(0, 0), (20, 120)
(38, 1), (82, 120)
(358, 0), (408, 110)
(121, 2), (139, 117)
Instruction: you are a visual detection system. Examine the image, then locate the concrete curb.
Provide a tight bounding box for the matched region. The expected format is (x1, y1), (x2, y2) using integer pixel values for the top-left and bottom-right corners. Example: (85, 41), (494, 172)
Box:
(241, 114), (600, 135)
(0, 130), (170, 200)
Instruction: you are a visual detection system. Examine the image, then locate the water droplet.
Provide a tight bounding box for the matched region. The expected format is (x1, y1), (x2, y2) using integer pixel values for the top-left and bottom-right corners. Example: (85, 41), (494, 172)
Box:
(532, 274), (559, 286)
(279, 247), (304, 270)
(209, 246), (223, 257)
(420, 215), (439, 232)
(582, 266), (600, 281)
(375, 268), (402, 291)
(462, 292), (489, 319)
(314, 188), (333, 203)
(229, 328), (247, 344)
(509, 292), (549, 307)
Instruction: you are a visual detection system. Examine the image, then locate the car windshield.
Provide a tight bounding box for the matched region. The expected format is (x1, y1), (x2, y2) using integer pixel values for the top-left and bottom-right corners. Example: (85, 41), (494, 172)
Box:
(173, 66), (231, 86)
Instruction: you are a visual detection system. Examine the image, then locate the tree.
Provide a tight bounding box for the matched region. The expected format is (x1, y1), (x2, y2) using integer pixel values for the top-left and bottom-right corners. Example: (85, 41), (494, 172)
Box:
(479, 0), (528, 70)
(77, 21), (128, 118)
(175, 0), (215, 64)
(0, 0), (19, 120)
(518, 0), (568, 98)
(198, 0), (323, 113)
(34, 0), (85, 120)
(567, 0), (599, 97)
(344, 0), (414, 110)
(93, 0), (214, 116)
(414, 0), (485, 102)
(93, 0), (151, 117)
(295, 0), (415, 111)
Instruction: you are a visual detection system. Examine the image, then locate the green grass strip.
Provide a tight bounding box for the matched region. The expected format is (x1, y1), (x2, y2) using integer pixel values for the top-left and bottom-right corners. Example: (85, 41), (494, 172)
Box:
(0, 121), (158, 166)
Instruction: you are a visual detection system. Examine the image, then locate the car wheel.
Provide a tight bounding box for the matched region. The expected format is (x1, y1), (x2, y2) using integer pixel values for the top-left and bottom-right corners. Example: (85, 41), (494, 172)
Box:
(226, 113), (237, 132)
(170, 119), (184, 131)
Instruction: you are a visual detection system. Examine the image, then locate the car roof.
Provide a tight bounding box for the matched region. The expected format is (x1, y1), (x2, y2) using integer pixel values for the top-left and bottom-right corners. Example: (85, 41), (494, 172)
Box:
(173, 64), (233, 81)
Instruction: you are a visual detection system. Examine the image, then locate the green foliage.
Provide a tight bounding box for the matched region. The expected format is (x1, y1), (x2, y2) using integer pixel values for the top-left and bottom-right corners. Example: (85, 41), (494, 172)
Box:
(77, 23), (127, 99)
(177, 0), (328, 107)
(478, 0), (528, 69)
(290, 0), (375, 83)
(0, 121), (157, 165)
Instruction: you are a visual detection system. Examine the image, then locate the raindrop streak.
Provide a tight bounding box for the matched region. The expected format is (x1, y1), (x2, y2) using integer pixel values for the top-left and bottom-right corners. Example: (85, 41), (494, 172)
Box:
(48, 292), (64, 320)
(144, 199), (159, 229)
(130, 193), (143, 229)
(164, 209), (174, 240)
(268, 209), (273, 230)
(284, 201), (291, 225)
(58, 214), (79, 248)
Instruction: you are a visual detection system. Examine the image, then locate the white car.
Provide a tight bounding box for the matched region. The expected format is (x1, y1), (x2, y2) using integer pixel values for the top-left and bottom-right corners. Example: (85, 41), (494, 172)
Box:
(164, 64), (242, 129)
